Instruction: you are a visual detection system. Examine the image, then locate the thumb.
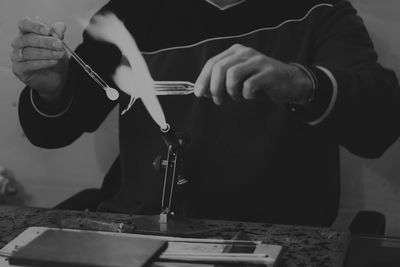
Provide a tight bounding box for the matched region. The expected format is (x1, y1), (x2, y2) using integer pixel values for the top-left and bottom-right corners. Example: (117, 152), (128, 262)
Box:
(51, 22), (67, 40)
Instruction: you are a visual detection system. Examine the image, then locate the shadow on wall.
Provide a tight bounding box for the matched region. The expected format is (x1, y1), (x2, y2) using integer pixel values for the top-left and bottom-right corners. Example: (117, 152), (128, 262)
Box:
(341, 142), (400, 209)
(362, 142), (400, 191)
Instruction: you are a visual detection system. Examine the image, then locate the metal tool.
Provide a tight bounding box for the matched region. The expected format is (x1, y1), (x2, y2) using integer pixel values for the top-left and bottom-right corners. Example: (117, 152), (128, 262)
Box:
(154, 125), (191, 225)
(40, 20), (120, 101)
(154, 81), (194, 95)
(60, 218), (136, 233)
(120, 81), (194, 114)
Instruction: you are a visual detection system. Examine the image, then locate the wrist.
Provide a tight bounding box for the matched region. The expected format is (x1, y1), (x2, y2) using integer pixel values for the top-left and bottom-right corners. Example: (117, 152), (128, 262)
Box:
(285, 65), (337, 125)
(30, 81), (73, 117)
(35, 76), (68, 105)
(287, 63), (318, 111)
(30, 87), (73, 118)
(38, 89), (64, 105)
(288, 63), (316, 105)
(36, 62), (69, 105)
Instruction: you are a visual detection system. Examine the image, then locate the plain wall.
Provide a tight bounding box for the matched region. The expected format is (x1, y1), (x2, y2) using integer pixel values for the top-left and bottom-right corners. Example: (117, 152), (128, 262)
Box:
(0, 0), (399, 234)
(0, 0), (118, 207)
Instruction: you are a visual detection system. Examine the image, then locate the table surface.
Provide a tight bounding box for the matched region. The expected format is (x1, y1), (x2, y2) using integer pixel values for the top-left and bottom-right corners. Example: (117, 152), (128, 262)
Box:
(0, 205), (350, 267)
(345, 234), (400, 267)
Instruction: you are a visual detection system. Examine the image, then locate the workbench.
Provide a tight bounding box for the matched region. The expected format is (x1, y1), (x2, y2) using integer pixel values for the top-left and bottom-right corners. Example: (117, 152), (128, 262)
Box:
(0, 205), (349, 267)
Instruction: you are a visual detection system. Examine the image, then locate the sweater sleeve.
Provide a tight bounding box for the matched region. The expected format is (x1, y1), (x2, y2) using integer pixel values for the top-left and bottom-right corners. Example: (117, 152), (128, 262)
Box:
(295, 0), (400, 158)
(18, 1), (122, 149)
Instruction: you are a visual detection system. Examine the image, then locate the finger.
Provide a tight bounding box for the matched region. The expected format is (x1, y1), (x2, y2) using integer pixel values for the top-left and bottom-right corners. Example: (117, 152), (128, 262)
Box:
(243, 73), (263, 100)
(10, 48), (26, 63)
(17, 17), (51, 36)
(13, 60), (58, 74)
(12, 33), (63, 51)
(34, 16), (66, 40)
(209, 54), (247, 105)
(242, 70), (276, 101)
(226, 57), (261, 101)
(51, 22), (66, 40)
(14, 47), (65, 61)
(11, 34), (23, 50)
(235, 56), (272, 100)
(194, 45), (239, 98)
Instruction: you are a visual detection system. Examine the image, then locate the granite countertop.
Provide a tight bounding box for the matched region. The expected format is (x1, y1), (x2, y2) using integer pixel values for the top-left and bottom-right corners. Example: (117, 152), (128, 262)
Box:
(0, 205), (349, 267)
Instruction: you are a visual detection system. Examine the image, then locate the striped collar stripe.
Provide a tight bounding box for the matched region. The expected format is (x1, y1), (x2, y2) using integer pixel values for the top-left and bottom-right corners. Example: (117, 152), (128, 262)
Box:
(141, 3), (333, 55)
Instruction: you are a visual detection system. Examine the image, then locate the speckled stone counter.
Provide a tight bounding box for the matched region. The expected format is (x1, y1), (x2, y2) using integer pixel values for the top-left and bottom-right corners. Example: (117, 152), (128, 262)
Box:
(0, 205), (349, 267)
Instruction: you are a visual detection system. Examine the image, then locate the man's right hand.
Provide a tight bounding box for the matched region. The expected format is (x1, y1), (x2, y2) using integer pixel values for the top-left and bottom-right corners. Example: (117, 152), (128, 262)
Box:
(11, 17), (69, 104)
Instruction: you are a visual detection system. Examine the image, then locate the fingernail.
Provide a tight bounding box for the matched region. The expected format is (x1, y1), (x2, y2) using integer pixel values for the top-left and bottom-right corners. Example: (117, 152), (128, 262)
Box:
(194, 84), (203, 97)
(53, 51), (64, 58)
(41, 26), (50, 35)
(53, 40), (62, 49)
(213, 97), (222, 105)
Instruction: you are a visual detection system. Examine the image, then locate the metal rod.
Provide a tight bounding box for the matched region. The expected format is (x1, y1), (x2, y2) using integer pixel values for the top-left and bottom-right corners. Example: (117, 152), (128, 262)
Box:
(168, 151), (178, 210)
(39, 20), (119, 101)
(161, 145), (173, 211)
(158, 254), (274, 265)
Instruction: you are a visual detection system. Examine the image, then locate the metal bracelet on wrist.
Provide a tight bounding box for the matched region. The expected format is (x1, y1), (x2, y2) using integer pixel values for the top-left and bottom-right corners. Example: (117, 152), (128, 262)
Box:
(287, 63), (317, 110)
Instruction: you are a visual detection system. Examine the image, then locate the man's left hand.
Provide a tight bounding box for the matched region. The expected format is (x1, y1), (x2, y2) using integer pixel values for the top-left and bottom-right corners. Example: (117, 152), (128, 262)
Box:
(194, 44), (313, 105)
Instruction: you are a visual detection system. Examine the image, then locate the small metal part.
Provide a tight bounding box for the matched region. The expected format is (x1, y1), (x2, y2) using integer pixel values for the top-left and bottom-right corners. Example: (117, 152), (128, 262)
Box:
(159, 211), (168, 224)
(160, 123), (171, 133)
(157, 127), (191, 224)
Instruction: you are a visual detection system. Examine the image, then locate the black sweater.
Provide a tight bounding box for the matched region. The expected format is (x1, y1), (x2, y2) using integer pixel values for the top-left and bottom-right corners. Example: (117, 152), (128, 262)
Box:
(19, 0), (400, 226)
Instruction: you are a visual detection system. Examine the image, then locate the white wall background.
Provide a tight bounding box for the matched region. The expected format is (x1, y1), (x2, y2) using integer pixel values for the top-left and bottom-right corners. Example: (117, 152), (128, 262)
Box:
(0, 0), (399, 235)
(0, 0), (118, 207)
